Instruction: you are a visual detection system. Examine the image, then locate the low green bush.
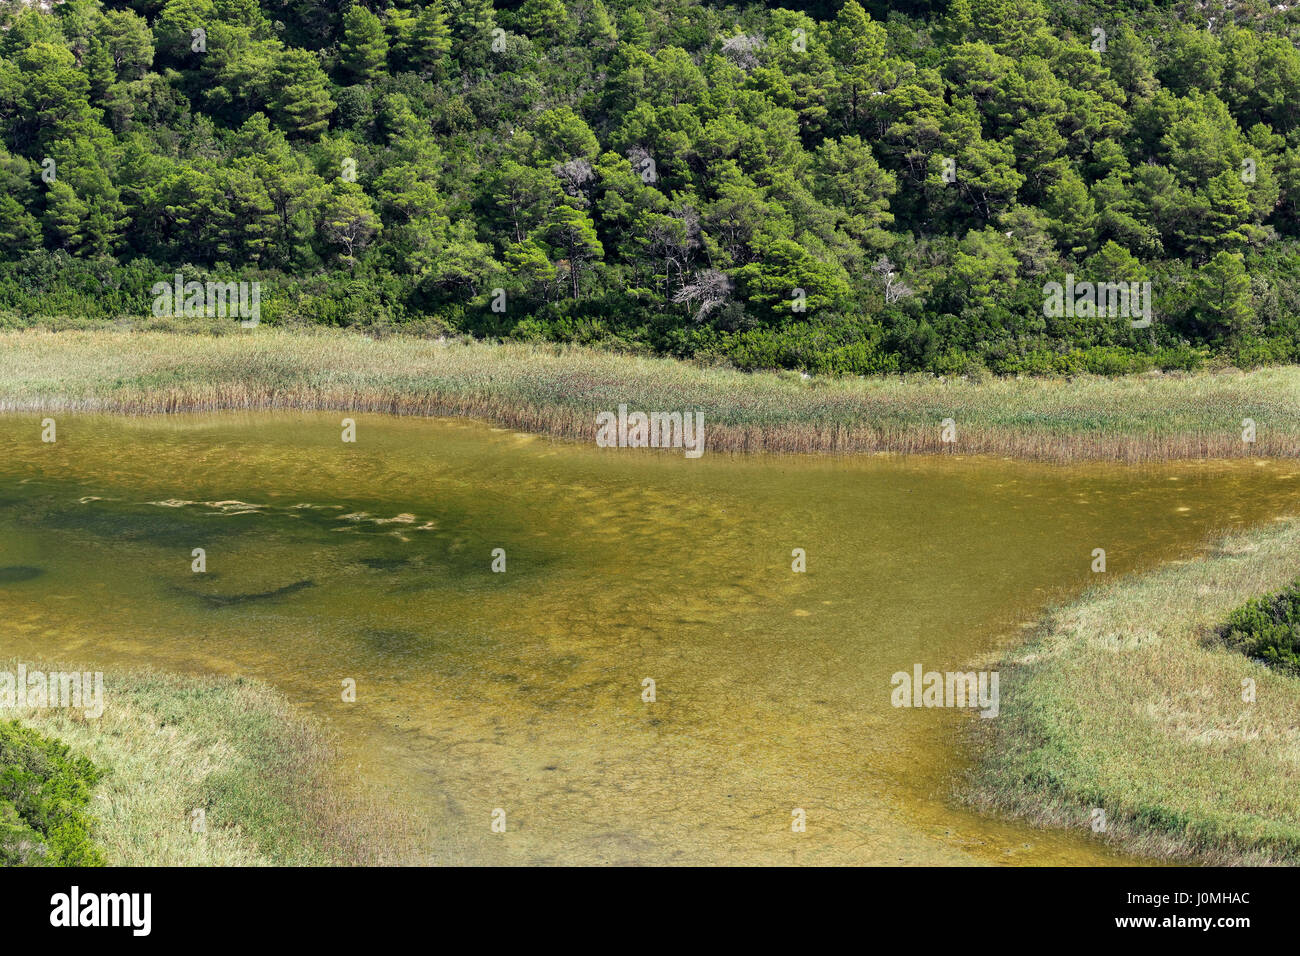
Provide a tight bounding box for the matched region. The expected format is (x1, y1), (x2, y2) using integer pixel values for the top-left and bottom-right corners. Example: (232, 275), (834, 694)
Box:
(1220, 581), (1300, 676)
(0, 721), (104, 866)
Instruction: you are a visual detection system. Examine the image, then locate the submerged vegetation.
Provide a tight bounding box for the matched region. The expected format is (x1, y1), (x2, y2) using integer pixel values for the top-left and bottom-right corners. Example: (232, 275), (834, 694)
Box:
(5, 662), (426, 865)
(0, 720), (104, 866)
(968, 517), (1300, 865)
(3, 327), (1300, 461)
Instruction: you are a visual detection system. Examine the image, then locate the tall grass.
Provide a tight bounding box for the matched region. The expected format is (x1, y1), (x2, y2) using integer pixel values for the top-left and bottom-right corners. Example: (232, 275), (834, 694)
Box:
(2, 328), (1298, 460)
(4, 662), (430, 866)
(967, 518), (1300, 865)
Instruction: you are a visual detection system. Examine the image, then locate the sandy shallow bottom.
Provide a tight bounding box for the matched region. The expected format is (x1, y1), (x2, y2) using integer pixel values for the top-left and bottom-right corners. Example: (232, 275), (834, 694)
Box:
(2, 411), (1297, 864)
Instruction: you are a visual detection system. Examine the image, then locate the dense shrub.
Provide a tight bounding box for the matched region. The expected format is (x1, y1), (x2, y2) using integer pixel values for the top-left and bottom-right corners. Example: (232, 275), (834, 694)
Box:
(1220, 582), (1300, 676)
(0, 721), (105, 866)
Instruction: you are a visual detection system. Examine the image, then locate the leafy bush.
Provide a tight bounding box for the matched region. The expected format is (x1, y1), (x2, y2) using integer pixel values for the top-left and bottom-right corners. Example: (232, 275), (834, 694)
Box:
(0, 721), (105, 866)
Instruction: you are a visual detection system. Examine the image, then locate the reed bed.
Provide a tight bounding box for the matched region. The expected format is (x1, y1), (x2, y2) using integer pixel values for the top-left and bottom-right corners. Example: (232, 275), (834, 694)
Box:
(1, 328), (1298, 460)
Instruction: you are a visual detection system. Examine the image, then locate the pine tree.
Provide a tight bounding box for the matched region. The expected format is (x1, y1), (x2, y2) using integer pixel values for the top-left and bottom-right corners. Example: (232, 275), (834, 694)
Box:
(1194, 251), (1254, 341)
(43, 180), (89, 251)
(340, 6), (389, 82)
(411, 2), (453, 74)
(0, 194), (39, 255)
(545, 202), (603, 298)
(270, 48), (335, 137)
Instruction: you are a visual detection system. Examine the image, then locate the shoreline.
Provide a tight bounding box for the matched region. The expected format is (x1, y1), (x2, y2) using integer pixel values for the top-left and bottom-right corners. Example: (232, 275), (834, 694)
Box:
(965, 517), (1300, 866)
(6, 326), (1300, 866)
(2, 327), (1299, 462)
(1, 662), (426, 866)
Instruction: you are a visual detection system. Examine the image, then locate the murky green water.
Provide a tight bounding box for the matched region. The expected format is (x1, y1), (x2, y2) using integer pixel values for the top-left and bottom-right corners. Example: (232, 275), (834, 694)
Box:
(2, 412), (1297, 865)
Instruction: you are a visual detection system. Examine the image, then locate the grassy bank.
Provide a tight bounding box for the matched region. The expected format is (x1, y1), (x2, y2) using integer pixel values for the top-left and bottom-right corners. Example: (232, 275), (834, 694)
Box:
(967, 518), (1300, 865)
(2, 328), (1299, 461)
(3, 662), (423, 866)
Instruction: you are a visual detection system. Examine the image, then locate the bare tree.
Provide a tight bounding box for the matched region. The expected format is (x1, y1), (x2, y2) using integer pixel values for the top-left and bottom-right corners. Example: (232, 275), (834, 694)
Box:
(673, 269), (732, 322)
(872, 256), (914, 304)
(646, 202), (701, 293)
(553, 158), (595, 200)
(721, 34), (766, 71)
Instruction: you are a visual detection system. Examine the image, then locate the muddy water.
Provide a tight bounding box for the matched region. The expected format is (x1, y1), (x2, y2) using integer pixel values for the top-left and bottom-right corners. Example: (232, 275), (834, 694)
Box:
(1, 412), (1296, 865)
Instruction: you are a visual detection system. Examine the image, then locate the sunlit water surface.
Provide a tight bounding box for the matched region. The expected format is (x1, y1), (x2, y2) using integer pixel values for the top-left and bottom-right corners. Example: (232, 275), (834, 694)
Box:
(1, 412), (1297, 864)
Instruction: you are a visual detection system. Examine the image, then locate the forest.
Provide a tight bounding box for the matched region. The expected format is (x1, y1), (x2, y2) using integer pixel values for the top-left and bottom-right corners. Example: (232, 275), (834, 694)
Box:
(1, 0), (1300, 375)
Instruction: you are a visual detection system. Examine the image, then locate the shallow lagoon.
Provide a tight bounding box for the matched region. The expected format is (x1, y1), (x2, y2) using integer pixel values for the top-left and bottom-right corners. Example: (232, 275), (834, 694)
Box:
(2, 411), (1297, 864)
